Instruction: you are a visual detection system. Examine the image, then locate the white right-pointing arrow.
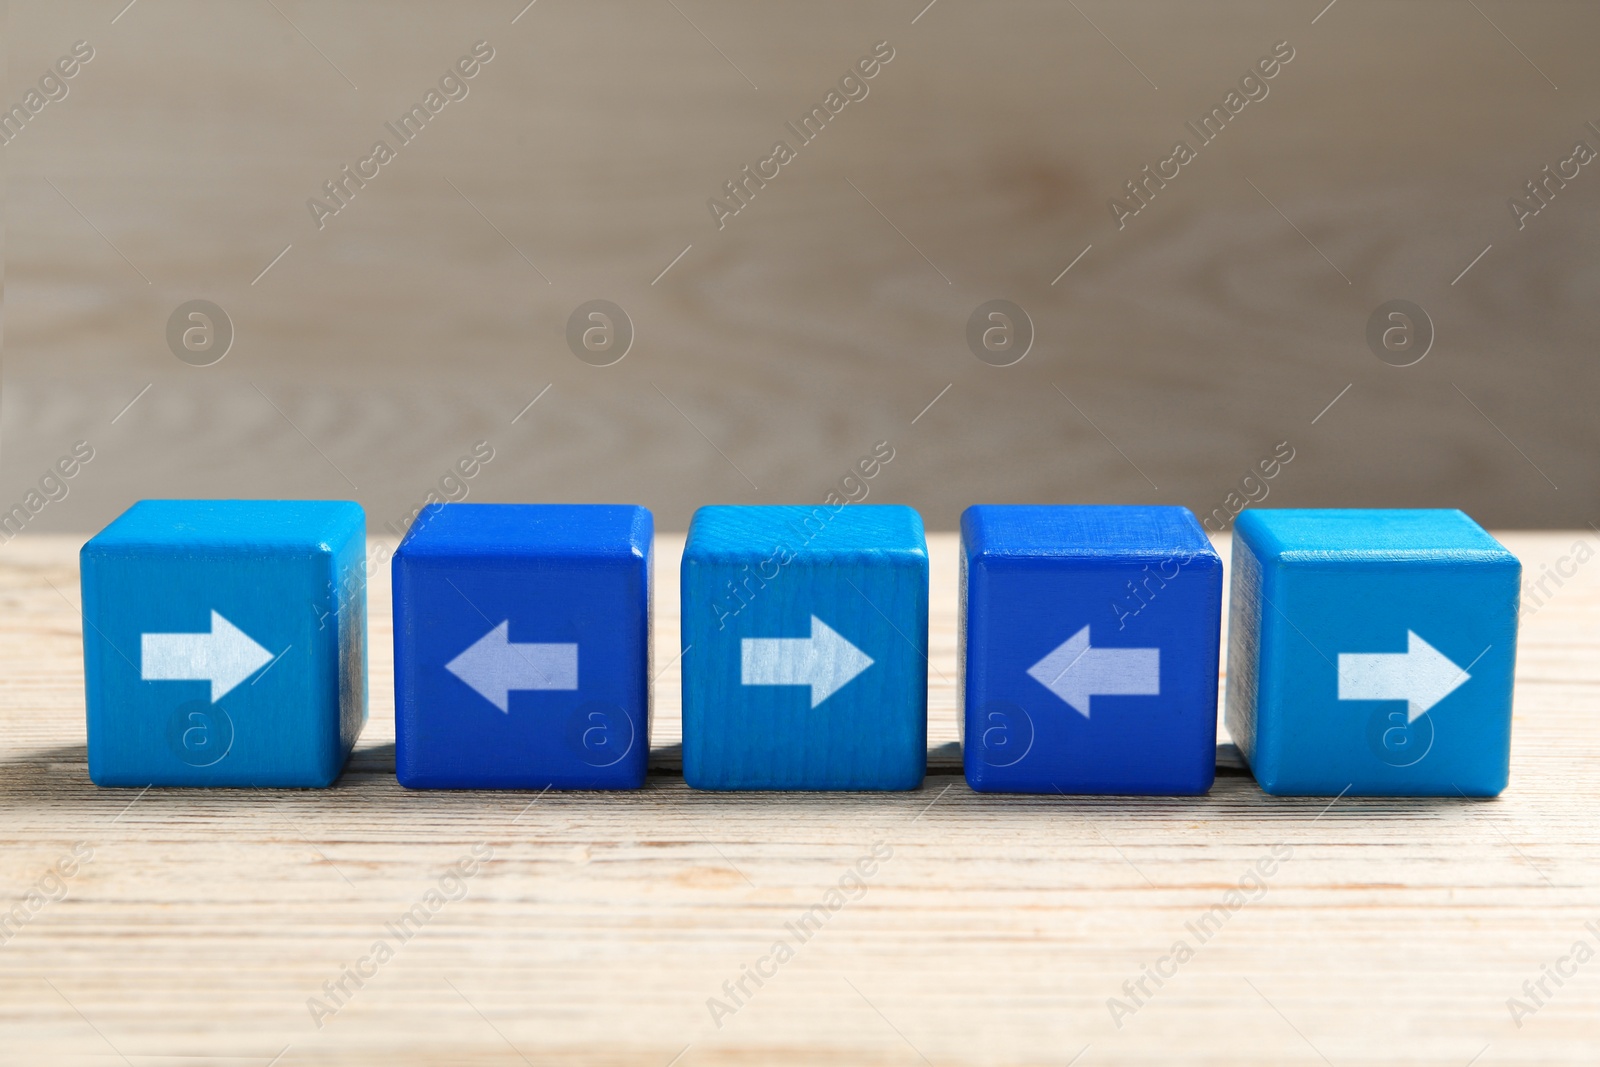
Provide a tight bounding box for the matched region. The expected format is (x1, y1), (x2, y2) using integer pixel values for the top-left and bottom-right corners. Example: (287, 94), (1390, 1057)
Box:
(142, 610), (276, 702)
(741, 615), (874, 708)
(1027, 626), (1160, 719)
(445, 621), (579, 713)
(1338, 630), (1470, 723)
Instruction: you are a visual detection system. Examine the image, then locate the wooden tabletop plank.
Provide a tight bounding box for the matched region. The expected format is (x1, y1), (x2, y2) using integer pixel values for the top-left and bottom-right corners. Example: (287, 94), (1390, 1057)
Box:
(1, 531), (1597, 1065)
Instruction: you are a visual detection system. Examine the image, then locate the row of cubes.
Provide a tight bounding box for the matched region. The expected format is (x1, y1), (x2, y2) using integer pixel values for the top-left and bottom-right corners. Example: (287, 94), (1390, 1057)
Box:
(79, 500), (1521, 796)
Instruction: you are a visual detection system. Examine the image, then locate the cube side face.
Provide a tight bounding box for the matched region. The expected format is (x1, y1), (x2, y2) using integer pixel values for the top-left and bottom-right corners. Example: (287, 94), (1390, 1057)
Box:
(956, 542), (969, 752)
(1223, 533), (1267, 772)
(681, 507), (928, 791)
(962, 520), (1222, 796)
(393, 536), (650, 791)
(81, 506), (361, 788)
(1255, 557), (1518, 795)
(331, 529), (370, 776)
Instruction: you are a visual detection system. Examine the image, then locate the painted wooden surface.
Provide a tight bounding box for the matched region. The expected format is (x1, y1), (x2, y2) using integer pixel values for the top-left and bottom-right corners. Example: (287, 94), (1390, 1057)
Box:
(961, 505), (1222, 796)
(2, 530), (1598, 1064)
(392, 502), (653, 791)
(79, 499), (367, 788)
(680, 505), (928, 791)
(1227, 508), (1522, 797)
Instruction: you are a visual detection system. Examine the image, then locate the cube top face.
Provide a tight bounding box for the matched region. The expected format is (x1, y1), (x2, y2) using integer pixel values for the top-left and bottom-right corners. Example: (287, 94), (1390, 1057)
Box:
(961, 506), (1222, 795)
(398, 502), (651, 561)
(392, 503), (652, 790)
(685, 504), (926, 563)
(1235, 508), (1514, 564)
(961, 504), (1216, 561)
(1227, 509), (1520, 796)
(680, 505), (928, 791)
(85, 498), (365, 555)
(81, 500), (367, 788)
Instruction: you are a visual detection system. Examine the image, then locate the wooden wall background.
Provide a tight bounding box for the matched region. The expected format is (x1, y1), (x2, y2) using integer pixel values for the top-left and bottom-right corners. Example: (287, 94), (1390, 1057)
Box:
(4, 0), (1598, 532)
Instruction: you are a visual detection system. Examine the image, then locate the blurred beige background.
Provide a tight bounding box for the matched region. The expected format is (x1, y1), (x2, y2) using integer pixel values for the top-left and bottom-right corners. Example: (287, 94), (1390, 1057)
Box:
(4, 0), (1596, 533)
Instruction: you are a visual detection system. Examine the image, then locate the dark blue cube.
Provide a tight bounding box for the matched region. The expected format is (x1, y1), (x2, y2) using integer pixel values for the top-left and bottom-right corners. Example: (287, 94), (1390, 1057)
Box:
(392, 503), (652, 790)
(961, 505), (1222, 795)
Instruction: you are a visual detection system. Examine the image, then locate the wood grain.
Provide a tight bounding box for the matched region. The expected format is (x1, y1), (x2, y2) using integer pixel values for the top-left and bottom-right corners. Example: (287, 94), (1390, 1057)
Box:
(1, 530), (1598, 1065)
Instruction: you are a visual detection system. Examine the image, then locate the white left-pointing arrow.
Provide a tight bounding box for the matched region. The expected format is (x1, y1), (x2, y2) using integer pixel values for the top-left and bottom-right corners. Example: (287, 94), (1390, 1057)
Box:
(1027, 626), (1160, 719)
(141, 610), (276, 702)
(1338, 630), (1470, 723)
(445, 621), (578, 713)
(741, 615), (874, 708)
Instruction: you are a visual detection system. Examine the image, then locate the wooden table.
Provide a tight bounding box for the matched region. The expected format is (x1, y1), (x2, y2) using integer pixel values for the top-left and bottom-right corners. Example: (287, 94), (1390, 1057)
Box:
(2, 531), (1595, 1065)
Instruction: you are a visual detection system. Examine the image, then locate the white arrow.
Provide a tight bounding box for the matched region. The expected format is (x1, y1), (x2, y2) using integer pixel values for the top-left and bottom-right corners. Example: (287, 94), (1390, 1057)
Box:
(1338, 630), (1470, 723)
(445, 621), (578, 712)
(141, 610), (276, 702)
(741, 615), (874, 708)
(1027, 625), (1160, 718)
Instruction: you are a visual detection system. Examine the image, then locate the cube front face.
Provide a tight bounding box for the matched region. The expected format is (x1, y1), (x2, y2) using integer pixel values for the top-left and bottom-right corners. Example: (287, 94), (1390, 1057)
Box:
(81, 500), (367, 788)
(392, 504), (651, 790)
(1226, 509), (1520, 796)
(680, 505), (928, 791)
(961, 506), (1222, 795)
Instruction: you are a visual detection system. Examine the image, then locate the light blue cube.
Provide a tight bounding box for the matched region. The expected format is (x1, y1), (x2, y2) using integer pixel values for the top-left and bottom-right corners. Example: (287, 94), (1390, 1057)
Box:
(1225, 509), (1520, 796)
(81, 500), (368, 787)
(680, 505), (928, 790)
